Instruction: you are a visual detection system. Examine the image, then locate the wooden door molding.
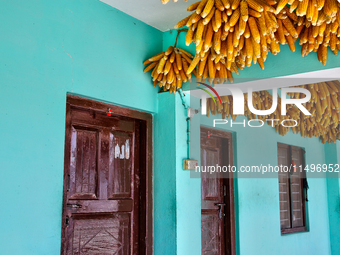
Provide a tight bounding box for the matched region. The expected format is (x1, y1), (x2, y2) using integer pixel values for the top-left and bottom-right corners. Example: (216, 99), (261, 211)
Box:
(201, 126), (236, 255)
(61, 95), (153, 255)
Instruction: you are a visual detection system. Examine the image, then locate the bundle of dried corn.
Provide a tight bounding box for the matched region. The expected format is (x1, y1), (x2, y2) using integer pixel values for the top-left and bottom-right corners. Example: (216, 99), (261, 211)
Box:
(143, 46), (196, 93)
(288, 0), (340, 64)
(174, 0), (301, 84)
(206, 80), (340, 143)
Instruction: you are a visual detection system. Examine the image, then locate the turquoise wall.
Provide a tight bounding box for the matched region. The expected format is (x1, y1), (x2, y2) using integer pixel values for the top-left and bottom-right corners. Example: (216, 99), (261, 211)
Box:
(163, 27), (340, 254)
(154, 93), (177, 255)
(198, 114), (332, 255)
(326, 143), (340, 255)
(1, 0), (340, 255)
(0, 0), (162, 254)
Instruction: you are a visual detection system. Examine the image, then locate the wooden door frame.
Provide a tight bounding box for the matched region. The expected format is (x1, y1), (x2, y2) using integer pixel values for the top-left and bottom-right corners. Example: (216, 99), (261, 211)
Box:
(201, 126), (236, 255)
(61, 94), (153, 255)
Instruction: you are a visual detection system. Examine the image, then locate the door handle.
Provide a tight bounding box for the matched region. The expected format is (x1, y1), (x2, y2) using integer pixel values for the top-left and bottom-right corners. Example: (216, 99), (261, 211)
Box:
(215, 203), (226, 219)
(67, 203), (82, 209)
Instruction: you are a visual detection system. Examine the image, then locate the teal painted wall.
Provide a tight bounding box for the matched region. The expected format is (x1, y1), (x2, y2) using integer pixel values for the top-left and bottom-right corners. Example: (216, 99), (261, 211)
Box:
(198, 114), (331, 255)
(175, 94), (201, 255)
(1, 1), (340, 254)
(0, 0), (162, 254)
(326, 143), (340, 255)
(163, 27), (340, 254)
(154, 93), (177, 255)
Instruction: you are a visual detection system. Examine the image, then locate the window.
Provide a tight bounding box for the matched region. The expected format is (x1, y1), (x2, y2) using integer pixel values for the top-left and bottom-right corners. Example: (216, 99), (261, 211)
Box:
(278, 143), (307, 234)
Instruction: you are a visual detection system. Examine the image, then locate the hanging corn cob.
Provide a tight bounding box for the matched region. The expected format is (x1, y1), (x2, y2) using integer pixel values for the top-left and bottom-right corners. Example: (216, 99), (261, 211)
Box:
(174, 0), (305, 84)
(151, 0), (340, 92)
(291, 0), (340, 64)
(173, 0), (340, 78)
(206, 80), (340, 143)
(143, 29), (196, 93)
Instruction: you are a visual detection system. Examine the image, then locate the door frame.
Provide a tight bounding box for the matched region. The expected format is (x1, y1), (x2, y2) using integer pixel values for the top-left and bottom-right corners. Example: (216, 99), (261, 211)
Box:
(201, 126), (236, 255)
(61, 94), (153, 254)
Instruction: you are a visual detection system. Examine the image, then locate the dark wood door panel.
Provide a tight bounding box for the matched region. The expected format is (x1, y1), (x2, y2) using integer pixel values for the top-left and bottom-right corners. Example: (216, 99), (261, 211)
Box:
(202, 212), (223, 255)
(62, 95), (153, 255)
(108, 131), (134, 199)
(69, 126), (99, 200)
(69, 214), (130, 255)
(201, 127), (236, 255)
(71, 106), (135, 132)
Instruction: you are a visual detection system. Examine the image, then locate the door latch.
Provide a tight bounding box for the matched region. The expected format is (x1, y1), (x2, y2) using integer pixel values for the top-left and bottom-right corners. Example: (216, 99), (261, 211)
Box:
(215, 203), (226, 219)
(67, 203), (82, 209)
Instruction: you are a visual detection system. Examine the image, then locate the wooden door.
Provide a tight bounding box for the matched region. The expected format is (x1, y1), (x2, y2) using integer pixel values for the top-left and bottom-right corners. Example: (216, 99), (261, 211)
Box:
(201, 127), (236, 255)
(61, 96), (152, 255)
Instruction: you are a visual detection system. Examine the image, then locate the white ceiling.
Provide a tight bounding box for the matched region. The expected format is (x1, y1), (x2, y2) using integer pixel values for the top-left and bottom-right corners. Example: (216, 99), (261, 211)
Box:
(100, 0), (197, 32)
(188, 67), (340, 98)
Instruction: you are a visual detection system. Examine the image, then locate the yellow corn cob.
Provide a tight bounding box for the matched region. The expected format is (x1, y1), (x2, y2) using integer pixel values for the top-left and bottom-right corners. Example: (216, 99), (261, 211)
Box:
(215, 0), (226, 11)
(187, 1), (201, 11)
(247, 0), (264, 12)
(212, 16), (219, 32)
(202, 0), (215, 18)
(204, 22), (214, 51)
(229, 8), (241, 27)
(199, 56), (209, 75)
(257, 57), (265, 69)
(215, 9), (222, 29)
(249, 9), (261, 18)
(317, 0), (325, 10)
(232, 0), (241, 10)
(144, 62), (158, 73)
(208, 58), (216, 78)
(179, 48), (194, 59)
(275, 0), (289, 14)
(186, 27), (195, 46)
(145, 52), (165, 64)
(196, 0), (209, 15)
(290, 0), (300, 13)
(285, 7), (298, 22)
(203, 7), (216, 25)
(227, 8), (233, 16)
(277, 20), (287, 44)
(221, 0), (231, 8)
(239, 18), (247, 36)
(282, 18), (299, 38)
(163, 58), (172, 75)
(257, 15), (267, 36)
(245, 37), (253, 58)
(286, 34), (296, 52)
(196, 20), (205, 45)
(321, 44), (327, 65)
(191, 13), (202, 24)
(173, 62), (179, 75)
(222, 10), (229, 23)
(248, 17), (261, 43)
(187, 55), (201, 74)
(169, 51), (176, 63)
(255, 0), (275, 12)
(214, 28), (222, 53)
(296, 0), (309, 17)
(175, 15), (191, 29)
(252, 37), (261, 57)
(157, 57), (167, 74)
(240, 0), (249, 21)
(181, 53), (193, 65)
(306, 0), (315, 21)
(227, 31), (234, 53)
